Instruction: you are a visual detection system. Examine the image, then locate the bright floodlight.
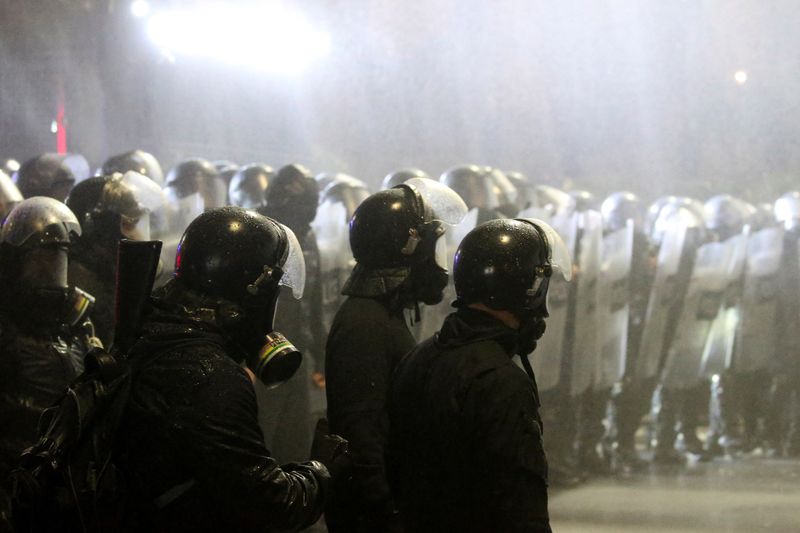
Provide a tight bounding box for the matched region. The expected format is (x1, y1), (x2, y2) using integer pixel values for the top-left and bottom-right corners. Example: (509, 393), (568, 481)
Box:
(130, 0), (150, 18)
(146, 5), (331, 75)
(734, 70), (748, 85)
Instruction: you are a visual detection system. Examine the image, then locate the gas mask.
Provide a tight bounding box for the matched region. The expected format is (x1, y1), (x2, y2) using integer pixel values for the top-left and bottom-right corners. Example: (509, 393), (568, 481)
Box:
(516, 265), (552, 356)
(403, 221), (450, 306)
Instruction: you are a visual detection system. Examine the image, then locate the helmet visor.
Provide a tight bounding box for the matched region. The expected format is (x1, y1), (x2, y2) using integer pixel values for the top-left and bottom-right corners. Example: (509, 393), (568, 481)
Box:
(403, 177), (468, 225)
(277, 222), (306, 299)
(517, 217), (573, 281)
(1, 196), (81, 246)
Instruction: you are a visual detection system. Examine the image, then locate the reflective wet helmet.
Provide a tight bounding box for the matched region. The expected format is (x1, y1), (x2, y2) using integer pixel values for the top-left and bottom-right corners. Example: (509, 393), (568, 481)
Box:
(440, 165), (494, 210)
(344, 178), (467, 304)
(601, 191), (644, 232)
(67, 171), (166, 243)
(381, 168), (430, 190)
(703, 194), (755, 240)
(101, 149), (165, 187)
(228, 163), (273, 209)
(0, 170), (23, 221)
(0, 197), (81, 290)
(774, 191), (800, 231)
(174, 207), (306, 387)
(264, 164), (318, 234)
(16, 153), (76, 201)
(453, 218), (572, 315)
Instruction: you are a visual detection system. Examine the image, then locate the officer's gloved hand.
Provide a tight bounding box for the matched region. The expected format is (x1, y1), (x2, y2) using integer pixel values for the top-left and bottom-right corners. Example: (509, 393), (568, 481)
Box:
(310, 418), (351, 481)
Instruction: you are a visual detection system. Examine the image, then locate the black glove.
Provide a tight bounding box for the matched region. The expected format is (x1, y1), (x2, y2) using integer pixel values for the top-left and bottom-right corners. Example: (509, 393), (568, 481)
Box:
(310, 418), (351, 481)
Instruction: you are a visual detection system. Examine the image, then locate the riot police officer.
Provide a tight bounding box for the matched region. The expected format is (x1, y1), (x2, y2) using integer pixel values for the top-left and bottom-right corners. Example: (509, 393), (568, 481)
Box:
(599, 192), (652, 474)
(325, 178), (467, 532)
(0, 197), (97, 475)
(116, 207), (349, 531)
(255, 163), (325, 463)
(66, 171), (165, 347)
(387, 217), (571, 533)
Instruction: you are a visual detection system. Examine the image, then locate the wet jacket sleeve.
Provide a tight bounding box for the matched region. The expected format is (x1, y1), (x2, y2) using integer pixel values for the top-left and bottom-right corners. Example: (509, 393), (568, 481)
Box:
(0, 334), (79, 475)
(166, 353), (329, 532)
(462, 365), (552, 533)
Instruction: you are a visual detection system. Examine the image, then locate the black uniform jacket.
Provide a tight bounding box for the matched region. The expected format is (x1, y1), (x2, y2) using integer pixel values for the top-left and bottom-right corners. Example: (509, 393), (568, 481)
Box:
(0, 319), (85, 475)
(116, 302), (328, 532)
(386, 307), (551, 533)
(325, 295), (416, 528)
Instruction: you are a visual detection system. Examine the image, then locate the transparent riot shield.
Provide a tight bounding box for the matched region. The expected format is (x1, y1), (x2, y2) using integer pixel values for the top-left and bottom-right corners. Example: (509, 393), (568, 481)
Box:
(311, 201), (353, 332)
(595, 220), (634, 389)
(568, 210), (603, 397)
(660, 240), (733, 389)
(633, 221), (689, 381)
(700, 231), (749, 377)
(531, 211), (579, 392)
(732, 226), (784, 372)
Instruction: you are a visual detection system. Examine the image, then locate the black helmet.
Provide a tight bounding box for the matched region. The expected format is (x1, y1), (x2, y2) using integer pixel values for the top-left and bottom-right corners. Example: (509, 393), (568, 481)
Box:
(440, 165), (491, 210)
(0, 197), (82, 291)
(175, 206), (304, 304)
(381, 168), (430, 190)
(703, 194), (754, 239)
(228, 163), (273, 209)
(601, 191), (643, 232)
(165, 158), (227, 209)
(16, 153), (76, 201)
(264, 164), (319, 234)
(67, 171), (165, 243)
(172, 207), (306, 387)
(453, 218), (571, 314)
(344, 178), (467, 301)
(101, 149), (165, 186)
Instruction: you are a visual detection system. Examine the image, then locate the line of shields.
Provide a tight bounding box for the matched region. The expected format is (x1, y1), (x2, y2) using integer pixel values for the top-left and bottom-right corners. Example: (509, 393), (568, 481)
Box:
(312, 194), (797, 405)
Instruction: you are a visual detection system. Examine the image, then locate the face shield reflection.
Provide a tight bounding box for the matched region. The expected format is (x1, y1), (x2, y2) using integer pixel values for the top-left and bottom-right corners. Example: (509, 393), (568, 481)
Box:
(403, 177), (469, 225)
(101, 171), (166, 241)
(516, 217), (573, 281)
(277, 222), (306, 299)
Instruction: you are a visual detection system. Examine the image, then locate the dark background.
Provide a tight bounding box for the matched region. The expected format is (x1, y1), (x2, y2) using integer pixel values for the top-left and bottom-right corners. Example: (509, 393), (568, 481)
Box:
(1, 0), (798, 200)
